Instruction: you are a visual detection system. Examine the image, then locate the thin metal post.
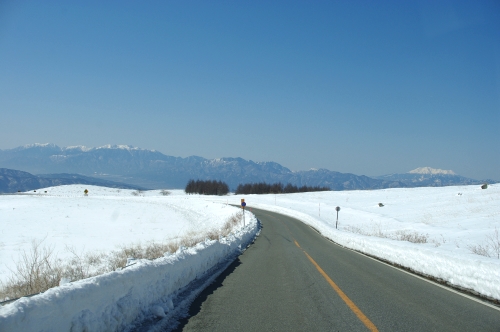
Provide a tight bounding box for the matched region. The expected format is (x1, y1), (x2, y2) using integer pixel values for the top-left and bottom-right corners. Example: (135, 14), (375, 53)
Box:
(335, 206), (340, 229)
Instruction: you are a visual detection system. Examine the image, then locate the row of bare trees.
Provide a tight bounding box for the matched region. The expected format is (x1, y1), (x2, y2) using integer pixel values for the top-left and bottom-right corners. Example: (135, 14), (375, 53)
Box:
(235, 182), (330, 195)
(185, 179), (229, 195)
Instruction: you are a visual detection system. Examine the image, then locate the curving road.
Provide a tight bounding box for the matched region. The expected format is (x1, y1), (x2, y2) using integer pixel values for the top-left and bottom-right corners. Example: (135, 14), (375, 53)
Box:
(174, 208), (500, 331)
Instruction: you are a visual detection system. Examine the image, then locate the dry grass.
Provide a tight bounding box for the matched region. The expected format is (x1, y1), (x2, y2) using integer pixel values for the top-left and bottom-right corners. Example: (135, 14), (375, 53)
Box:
(467, 243), (491, 257)
(344, 225), (429, 244)
(488, 228), (500, 258)
(393, 230), (429, 243)
(467, 227), (500, 259)
(0, 213), (244, 302)
(1, 238), (62, 301)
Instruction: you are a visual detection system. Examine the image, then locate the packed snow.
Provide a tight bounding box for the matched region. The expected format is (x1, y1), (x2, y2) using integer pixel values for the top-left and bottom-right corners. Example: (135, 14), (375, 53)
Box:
(1, 183), (499, 331)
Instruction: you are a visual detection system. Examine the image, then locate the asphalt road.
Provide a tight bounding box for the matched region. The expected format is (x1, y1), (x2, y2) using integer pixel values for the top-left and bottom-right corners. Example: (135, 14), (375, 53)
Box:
(174, 207), (500, 331)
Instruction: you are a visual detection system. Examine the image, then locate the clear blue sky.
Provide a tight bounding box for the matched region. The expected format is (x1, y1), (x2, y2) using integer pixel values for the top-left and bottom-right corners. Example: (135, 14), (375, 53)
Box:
(1, 0), (499, 180)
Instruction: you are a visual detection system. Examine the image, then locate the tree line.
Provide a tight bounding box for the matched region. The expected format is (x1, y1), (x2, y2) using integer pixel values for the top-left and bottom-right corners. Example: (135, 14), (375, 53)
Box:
(185, 179), (229, 195)
(235, 182), (330, 195)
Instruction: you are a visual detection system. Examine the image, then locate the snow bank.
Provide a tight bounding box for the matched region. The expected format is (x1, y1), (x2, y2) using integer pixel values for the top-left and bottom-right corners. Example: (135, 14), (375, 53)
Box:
(0, 213), (259, 331)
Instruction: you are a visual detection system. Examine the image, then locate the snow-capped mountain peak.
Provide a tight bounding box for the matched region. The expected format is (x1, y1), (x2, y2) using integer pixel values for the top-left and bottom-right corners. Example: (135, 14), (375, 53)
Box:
(408, 167), (456, 175)
(21, 143), (58, 149)
(64, 145), (93, 152)
(93, 144), (155, 152)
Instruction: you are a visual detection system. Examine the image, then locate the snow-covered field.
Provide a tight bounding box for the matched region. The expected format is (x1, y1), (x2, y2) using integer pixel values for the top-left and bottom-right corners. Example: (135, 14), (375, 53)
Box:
(0, 185), (259, 331)
(1, 183), (499, 331)
(0, 185), (242, 283)
(208, 183), (500, 301)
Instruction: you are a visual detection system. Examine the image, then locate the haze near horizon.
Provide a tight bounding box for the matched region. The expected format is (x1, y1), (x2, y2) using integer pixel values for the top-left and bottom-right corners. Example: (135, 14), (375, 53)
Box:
(0, 1), (499, 180)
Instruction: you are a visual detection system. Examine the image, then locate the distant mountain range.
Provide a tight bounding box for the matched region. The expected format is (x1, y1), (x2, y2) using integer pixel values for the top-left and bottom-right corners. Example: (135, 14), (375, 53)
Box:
(0, 143), (494, 192)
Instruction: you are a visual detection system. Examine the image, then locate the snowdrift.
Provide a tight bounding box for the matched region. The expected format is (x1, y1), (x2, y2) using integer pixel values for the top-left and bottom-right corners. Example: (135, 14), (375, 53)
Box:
(0, 217), (260, 331)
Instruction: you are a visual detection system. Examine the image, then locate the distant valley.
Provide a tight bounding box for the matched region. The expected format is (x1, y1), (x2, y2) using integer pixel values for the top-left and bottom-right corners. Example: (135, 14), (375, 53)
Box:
(0, 144), (494, 193)
(0, 168), (145, 194)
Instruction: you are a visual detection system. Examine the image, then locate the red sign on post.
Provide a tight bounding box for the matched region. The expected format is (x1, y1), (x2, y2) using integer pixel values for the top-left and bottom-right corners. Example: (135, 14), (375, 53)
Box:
(241, 199), (246, 226)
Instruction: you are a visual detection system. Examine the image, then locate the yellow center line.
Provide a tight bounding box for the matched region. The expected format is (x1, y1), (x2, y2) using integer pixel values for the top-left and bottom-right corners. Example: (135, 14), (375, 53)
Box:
(280, 219), (378, 331)
(302, 250), (379, 332)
